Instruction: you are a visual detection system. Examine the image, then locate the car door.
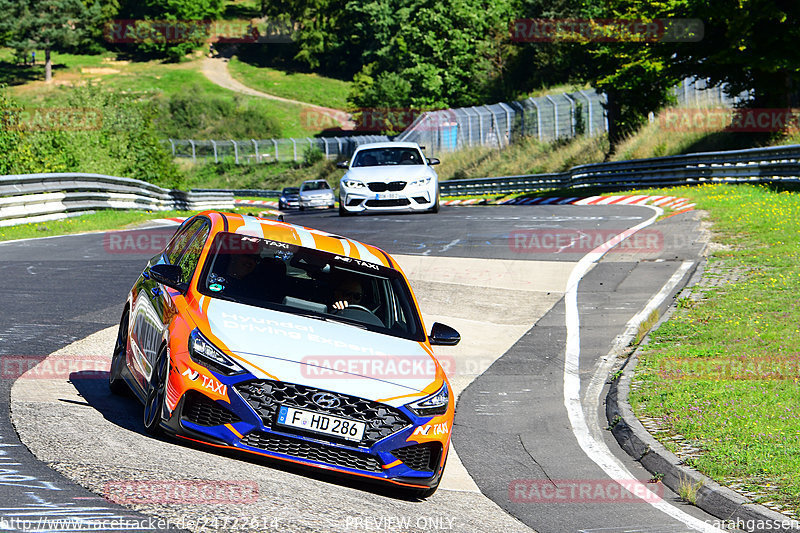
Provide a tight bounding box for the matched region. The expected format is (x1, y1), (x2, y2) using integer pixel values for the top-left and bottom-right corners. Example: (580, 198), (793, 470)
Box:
(128, 218), (208, 391)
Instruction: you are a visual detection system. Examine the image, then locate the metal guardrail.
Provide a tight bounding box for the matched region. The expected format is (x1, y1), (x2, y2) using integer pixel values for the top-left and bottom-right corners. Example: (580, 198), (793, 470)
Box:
(0, 173), (234, 227)
(439, 144), (800, 196)
(165, 135), (390, 164)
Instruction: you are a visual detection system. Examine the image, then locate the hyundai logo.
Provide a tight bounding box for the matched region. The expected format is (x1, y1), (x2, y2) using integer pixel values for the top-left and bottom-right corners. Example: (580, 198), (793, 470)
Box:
(312, 392), (341, 409)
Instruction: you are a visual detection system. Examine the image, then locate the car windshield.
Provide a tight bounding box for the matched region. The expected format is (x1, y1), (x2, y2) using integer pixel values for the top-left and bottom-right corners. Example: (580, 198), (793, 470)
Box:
(198, 232), (425, 341)
(283, 187), (299, 194)
(352, 148), (423, 167)
(301, 181), (330, 191)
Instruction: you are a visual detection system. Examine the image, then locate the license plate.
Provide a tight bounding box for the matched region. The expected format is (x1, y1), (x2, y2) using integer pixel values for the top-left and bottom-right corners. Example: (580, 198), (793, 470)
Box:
(377, 192), (402, 200)
(277, 406), (365, 442)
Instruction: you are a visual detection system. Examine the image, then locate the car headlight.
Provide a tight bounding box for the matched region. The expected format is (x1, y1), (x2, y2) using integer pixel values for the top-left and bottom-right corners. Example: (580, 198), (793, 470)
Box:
(406, 383), (449, 417)
(189, 329), (245, 376)
(410, 177), (432, 188)
(343, 179), (365, 189)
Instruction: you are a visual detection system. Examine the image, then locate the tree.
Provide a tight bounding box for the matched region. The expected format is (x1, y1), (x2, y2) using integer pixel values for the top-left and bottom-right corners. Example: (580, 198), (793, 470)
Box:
(116, 0), (224, 61)
(0, 0), (96, 82)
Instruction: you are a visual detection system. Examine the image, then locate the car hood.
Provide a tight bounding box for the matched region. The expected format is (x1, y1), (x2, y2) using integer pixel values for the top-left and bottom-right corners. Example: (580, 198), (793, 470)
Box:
(344, 166), (435, 182)
(202, 298), (437, 405)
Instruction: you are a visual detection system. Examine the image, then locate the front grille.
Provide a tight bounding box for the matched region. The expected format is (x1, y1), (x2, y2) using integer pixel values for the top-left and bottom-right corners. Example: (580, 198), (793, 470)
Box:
(367, 181), (406, 192)
(392, 442), (442, 472)
(182, 391), (241, 426)
(346, 198), (362, 206)
(365, 199), (411, 207)
(241, 431), (383, 472)
(234, 380), (411, 445)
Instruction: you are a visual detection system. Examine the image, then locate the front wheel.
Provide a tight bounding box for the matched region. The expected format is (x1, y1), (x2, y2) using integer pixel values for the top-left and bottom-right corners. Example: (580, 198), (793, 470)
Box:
(428, 194), (440, 214)
(143, 346), (169, 436)
(339, 202), (353, 217)
(109, 310), (130, 396)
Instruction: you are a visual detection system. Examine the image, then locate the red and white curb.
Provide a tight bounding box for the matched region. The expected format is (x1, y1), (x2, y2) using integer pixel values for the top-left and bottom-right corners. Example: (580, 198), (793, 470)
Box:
(443, 195), (695, 212)
(235, 199), (279, 208)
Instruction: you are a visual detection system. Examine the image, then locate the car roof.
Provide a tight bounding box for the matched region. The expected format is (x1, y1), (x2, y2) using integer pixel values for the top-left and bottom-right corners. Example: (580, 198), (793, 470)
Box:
(301, 179), (328, 184)
(352, 142), (423, 151)
(198, 211), (395, 268)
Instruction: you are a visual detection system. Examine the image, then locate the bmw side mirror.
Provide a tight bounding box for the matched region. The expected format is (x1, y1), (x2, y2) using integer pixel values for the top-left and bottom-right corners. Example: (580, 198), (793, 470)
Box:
(149, 264), (187, 293)
(336, 161), (349, 169)
(427, 158), (440, 166)
(429, 322), (460, 346)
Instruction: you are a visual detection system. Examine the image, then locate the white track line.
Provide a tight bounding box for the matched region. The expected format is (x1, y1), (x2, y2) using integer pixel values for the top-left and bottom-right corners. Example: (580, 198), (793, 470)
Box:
(563, 206), (721, 532)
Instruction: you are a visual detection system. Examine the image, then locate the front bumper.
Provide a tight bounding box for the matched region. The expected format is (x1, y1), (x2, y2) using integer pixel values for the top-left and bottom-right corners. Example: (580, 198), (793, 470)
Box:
(340, 190), (435, 213)
(161, 374), (449, 489)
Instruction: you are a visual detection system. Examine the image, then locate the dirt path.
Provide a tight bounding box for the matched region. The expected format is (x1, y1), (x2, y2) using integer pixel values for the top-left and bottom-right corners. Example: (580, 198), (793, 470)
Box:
(200, 57), (355, 130)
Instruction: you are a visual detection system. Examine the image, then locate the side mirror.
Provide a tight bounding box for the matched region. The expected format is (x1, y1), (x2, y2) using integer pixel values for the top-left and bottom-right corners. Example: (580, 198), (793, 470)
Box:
(427, 158), (440, 166)
(336, 161), (349, 169)
(429, 322), (460, 346)
(149, 264), (187, 293)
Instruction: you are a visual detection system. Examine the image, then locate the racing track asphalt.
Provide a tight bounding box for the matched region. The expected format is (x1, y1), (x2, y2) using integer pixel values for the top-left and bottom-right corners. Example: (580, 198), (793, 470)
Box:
(0, 205), (724, 532)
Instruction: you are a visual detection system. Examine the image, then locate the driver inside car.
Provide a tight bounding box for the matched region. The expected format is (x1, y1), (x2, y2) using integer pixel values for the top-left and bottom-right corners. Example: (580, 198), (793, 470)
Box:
(330, 277), (364, 311)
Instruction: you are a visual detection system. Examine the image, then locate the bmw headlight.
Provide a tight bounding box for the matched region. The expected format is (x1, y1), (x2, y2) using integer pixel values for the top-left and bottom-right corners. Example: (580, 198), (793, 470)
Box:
(410, 177), (432, 188)
(406, 383), (449, 417)
(189, 329), (245, 376)
(343, 179), (365, 189)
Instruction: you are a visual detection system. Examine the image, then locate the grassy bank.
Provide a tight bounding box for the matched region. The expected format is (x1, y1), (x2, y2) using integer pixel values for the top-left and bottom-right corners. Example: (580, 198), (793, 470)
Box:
(227, 56), (351, 110)
(628, 183), (800, 516)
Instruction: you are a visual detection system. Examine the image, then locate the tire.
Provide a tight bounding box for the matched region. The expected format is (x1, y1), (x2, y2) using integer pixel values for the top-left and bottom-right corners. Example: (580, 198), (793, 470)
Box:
(338, 202), (353, 217)
(279, 202), (285, 210)
(109, 310), (130, 396)
(428, 194), (440, 214)
(299, 205), (305, 211)
(143, 346), (169, 436)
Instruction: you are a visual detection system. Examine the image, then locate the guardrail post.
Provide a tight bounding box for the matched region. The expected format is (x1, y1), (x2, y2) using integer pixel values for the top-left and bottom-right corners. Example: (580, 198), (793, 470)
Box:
(211, 140), (218, 163)
(231, 139), (239, 164)
(252, 139), (259, 162)
(189, 140), (196, 163)
(272, 139), (278, 160)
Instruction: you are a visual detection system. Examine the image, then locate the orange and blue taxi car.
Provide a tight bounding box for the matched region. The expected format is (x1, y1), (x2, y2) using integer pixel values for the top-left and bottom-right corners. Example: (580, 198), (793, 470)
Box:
(109, 211), (460, 496)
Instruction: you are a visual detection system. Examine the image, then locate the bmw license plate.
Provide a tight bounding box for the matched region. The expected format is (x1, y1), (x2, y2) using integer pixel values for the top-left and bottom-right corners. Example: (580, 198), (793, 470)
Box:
(277, 406), (365, 442)
(376, 192), (402, 200)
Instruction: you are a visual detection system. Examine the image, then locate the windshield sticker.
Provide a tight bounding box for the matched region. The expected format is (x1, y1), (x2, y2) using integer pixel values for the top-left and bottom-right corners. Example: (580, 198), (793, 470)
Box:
(209, 283), (223, 292)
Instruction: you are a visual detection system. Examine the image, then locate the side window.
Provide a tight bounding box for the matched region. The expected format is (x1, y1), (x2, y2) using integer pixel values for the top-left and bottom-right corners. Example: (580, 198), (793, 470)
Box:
(165, 219), (205, 264)
(177, 224), (210, 284)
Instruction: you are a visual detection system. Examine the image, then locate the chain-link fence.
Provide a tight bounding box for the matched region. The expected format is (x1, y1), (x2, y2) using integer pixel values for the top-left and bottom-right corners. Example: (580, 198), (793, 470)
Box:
(165, 135), (390, 164)
(398, 79), (753, 154)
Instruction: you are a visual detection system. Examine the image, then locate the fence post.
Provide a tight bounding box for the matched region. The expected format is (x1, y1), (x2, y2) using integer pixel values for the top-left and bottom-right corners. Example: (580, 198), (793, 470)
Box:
(578, 90), (593, 136)
(272, 139), (278, 160)
(168, 139), (175, 157)
(563, 93), (576, 137)
(231, 139), (239, 164)
(252, 139), (259, 162)
(529, 98), (542, 141)
(545, 95), (558, 139)
(189, 140), (196, 163)
(292, 138), (297, 161)
(498, 102), (513, 146)
(323, 138), (330, 158)
(211, 140), (218, 163)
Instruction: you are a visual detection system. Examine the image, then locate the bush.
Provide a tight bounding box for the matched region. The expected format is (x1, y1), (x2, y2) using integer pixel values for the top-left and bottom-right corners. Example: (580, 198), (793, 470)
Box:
(302, 144), (325, 167)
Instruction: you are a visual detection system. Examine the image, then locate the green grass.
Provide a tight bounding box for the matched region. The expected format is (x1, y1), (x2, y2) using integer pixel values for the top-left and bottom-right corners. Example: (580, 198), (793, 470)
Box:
(628, 183), (800, 514)
(4, 49), (323, 138)
(0, 209), (195, 242)
(227, 56), (351, 110)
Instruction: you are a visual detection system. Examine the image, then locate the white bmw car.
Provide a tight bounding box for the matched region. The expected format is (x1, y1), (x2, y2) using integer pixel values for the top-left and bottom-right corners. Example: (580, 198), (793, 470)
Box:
(337, 142), (440, 216)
